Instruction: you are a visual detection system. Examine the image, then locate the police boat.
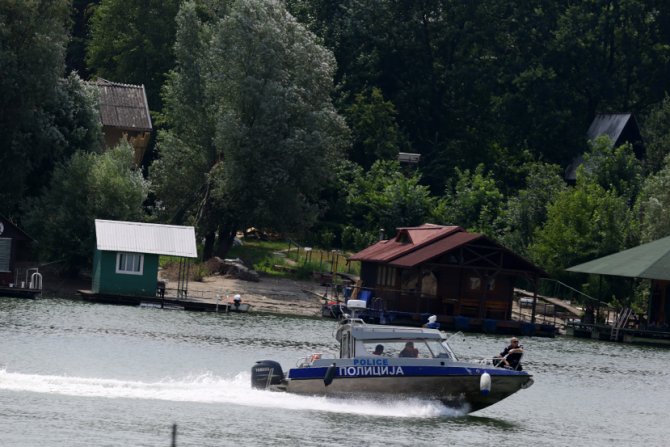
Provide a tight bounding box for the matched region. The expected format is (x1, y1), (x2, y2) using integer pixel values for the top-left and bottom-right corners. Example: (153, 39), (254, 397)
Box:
(251, 300), (533, 413)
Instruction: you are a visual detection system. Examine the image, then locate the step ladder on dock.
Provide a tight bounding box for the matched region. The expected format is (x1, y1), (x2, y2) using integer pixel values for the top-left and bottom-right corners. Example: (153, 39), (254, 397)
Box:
(610, 307), (633, 341)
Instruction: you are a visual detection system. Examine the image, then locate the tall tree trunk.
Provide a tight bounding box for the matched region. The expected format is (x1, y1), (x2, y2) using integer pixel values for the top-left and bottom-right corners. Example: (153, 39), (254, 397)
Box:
(202, 231), (216, 260)
(214, 224), (237, 259)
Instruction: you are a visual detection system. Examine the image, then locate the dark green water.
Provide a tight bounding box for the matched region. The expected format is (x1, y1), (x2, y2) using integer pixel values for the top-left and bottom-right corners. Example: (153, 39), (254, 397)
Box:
(1, 297), (668, 446)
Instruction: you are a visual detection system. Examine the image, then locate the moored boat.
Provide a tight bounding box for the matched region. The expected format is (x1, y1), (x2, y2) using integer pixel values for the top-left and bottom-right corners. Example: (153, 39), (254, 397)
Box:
(228, 301), (252, 312)
(251, 300), (533, 413)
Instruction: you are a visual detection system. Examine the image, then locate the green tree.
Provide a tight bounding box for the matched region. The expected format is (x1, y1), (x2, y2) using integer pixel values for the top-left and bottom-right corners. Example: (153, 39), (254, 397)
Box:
(345, 87), (404, 170)
(86, 0), (180, 111)
(529, 173), (636, 281)
(439, 164), (504, 236)
(581, 135), (642, 202)
(152, 0), (348, 259)
(636, 154), (670, 242)
(1, 1), (102, 216)
(497, 162), (567, 256)
(342, 160), (437, 247)
(552, 0), (670, 116)
(150, 1), (222, 257)
(641, 95), (670, 174)
(66, 0), (100, 76)
(23, 142), (149, 273)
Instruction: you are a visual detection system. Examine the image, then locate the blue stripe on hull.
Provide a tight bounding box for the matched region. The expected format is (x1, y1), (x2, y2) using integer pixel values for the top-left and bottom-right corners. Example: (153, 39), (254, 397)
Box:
(287, 365), (527, 380)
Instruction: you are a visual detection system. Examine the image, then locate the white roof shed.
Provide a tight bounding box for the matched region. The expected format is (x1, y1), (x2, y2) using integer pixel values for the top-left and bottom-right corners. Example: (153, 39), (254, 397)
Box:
(95, 220), (197, 258)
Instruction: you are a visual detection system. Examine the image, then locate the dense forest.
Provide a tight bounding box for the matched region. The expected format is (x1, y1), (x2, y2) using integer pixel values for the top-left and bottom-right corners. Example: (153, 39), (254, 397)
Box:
(3, 0), (670, 309)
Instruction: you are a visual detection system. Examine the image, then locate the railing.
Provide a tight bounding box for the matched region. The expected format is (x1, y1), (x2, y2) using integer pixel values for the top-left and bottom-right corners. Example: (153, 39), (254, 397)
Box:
(538, 278), (602, 305)
(611, 307), (633, 341)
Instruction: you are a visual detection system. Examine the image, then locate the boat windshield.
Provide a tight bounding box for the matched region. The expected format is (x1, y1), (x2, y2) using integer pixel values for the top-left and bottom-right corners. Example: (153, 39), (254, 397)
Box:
(361, 339), (457, 359)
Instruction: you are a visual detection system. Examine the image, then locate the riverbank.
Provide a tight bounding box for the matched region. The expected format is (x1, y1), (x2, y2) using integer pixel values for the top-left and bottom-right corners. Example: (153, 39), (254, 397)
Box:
(40, 270), (328, 318)
(182, 274), (326, 317)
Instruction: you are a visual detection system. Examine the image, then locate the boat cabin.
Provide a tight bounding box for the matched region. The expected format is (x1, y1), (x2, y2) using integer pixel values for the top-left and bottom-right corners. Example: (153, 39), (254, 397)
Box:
(336, 323), (456, 360)
(335, 302), (457, 359)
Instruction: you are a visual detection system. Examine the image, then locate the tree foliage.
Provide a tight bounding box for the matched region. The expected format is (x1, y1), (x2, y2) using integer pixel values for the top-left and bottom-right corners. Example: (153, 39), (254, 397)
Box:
(341, 160), (438, 248)
(23, 142), (149, 273)
(582, 136), (643, 202)
(345, 88), (404, 170)
(497, 162), (567, 257)
(0, 1), (102, 217)
(152, 0), (348, 259)
(86, 0), (180, 110)
(636, 155), (670, 242)
(439, 164), (504, 236)
(530, 172), (637, 281)
(641, 94), (670, 174)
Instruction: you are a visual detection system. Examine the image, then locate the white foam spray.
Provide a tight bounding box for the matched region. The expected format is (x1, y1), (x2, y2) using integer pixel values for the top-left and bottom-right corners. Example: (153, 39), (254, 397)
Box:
(0, 368), (464, 418)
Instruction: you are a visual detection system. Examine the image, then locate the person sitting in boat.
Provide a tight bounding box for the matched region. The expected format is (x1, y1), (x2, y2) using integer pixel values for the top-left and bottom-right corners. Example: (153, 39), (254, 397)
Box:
(373, 344), (384, 355)
(423, 315), (440, 329)
(233, 294), (242, 309)
(494, 337), (524, 370)
(399, 341), (419, 358)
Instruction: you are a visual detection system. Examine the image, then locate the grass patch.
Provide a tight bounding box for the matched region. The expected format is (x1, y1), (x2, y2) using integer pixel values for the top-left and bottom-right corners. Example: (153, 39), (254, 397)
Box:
(161, 239), (360, 282)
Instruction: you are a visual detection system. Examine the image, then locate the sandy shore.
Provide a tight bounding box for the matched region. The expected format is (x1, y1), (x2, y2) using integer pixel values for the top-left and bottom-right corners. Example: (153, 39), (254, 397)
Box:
(40, 269), (329, 318)
(177, 274), (328, 317)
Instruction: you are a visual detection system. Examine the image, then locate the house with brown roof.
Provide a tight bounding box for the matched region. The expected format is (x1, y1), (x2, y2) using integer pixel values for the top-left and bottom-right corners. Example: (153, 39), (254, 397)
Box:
(348, 224), (550, 335)
(91, 79), (153, 166)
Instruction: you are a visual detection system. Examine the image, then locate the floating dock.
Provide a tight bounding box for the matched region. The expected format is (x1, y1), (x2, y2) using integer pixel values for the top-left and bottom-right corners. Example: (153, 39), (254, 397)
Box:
(0, 285), (41, 299)
(566, 321), (670, 346)
(76, 289), (249, 313)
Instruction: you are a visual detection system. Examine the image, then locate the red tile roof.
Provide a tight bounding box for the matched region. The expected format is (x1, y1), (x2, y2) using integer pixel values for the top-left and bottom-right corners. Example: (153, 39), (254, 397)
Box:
(349, 223), (546, 275)
(389, 231), (481, 268)
(348, 224), (463, 263)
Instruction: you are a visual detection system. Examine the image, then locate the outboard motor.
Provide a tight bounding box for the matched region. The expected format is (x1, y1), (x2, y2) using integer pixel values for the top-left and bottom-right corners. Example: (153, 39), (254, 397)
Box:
(251, 360), (284, 389)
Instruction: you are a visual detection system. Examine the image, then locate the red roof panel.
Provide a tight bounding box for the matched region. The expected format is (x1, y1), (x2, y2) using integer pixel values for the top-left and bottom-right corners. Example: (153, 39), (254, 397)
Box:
(348, 224), (463, 263)
(390, 232), (482, 268)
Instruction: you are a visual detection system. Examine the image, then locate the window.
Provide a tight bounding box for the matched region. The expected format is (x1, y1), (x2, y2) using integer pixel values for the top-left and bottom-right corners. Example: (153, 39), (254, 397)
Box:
(377, 266), (396, 287)
(400, 269), (419, 292)
(116, 252), (144, 275)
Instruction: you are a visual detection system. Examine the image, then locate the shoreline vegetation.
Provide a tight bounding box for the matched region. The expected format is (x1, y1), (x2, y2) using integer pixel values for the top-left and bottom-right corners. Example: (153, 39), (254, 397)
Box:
(40, 270), (329, 318)
(39, 239), (346, 318)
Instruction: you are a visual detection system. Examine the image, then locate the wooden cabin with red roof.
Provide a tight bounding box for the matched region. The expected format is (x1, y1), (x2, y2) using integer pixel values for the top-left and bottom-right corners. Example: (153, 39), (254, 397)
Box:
(348, 224), (550, 335)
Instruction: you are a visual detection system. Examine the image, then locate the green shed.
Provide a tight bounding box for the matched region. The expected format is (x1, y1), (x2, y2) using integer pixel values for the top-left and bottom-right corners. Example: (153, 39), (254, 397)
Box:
(92, 219), (197, 298)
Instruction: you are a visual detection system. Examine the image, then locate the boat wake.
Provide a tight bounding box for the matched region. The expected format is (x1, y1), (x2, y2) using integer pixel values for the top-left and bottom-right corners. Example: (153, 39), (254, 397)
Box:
(0, 368), (465, 418)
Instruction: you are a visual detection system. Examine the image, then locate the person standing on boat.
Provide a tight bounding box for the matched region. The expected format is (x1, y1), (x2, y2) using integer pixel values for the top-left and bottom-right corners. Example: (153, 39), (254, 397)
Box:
(399, 341), (419, 358)
(373, 344), (384, 355)
(495, 337), (524, 370)
(233, 294), (242, 309)
(423, 315), (440, 329)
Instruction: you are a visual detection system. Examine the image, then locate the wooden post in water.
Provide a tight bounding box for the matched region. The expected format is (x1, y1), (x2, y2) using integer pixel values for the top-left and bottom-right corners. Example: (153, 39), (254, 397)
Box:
(531, 276), (538, 325)
(171, 423), (177, 447)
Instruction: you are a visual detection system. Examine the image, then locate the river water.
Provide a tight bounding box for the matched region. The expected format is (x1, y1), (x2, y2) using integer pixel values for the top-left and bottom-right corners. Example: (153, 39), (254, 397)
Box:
(1, 297), (668, 446)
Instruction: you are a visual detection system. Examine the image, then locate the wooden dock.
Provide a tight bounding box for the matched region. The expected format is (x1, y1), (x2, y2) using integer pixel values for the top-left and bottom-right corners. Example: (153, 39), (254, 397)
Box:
(0, 285), (41, 299)
(566, 321), (670, 346)
(77, 289), (249, 313)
